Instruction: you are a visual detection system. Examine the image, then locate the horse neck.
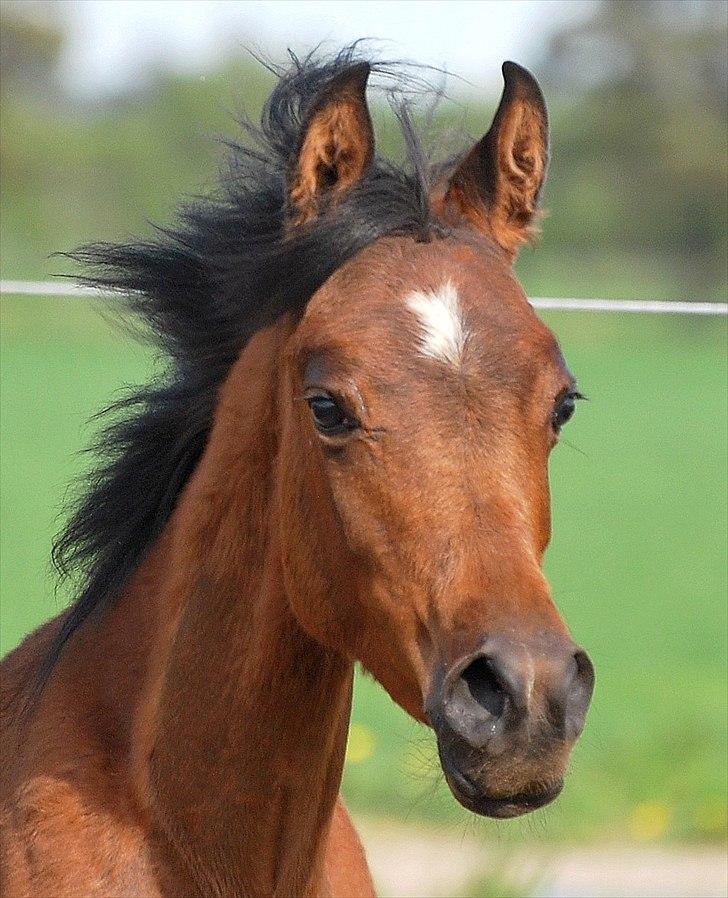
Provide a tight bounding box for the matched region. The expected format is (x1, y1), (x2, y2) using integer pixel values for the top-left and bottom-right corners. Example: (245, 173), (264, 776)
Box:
(132, 320), (354, 897)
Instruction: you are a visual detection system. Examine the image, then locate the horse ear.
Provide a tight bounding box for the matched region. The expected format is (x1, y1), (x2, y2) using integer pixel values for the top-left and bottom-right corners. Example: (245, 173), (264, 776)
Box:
(441, 61), (549, 259)
(288, 62), (374, 225)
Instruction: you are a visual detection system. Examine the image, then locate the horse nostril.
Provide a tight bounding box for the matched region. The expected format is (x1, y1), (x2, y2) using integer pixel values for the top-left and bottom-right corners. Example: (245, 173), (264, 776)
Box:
(437, 637), (595, 751)
(460, 656), (507, 719)
(563, 648), (595, 739)
(570, 649), (595, 705)
(574, 649), (595, 689)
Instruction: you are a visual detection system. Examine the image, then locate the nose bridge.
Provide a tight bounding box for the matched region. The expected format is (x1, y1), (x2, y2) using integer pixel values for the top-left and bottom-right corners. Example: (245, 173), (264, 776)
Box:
(419, 470), (569, 668)
(446, 542), (569, 650)
(462, 434), (552, 549)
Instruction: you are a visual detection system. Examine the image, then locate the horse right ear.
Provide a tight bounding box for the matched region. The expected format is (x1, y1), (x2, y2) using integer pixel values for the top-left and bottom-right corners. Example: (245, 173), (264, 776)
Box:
(288, 62), (374, 226)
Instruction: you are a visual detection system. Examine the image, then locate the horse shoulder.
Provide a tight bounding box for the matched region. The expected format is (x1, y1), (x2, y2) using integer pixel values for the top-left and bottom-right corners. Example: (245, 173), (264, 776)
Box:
(0, 615), (160, 898)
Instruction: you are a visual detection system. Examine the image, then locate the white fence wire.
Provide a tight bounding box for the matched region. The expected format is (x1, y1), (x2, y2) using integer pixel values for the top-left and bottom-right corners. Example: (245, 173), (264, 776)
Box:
(1, 279), (727, 316)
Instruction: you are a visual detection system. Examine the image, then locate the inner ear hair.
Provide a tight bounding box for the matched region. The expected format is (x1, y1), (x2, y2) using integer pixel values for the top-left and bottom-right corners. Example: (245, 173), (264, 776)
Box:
(289, 62), (374, 226)
(488, 97), (547, 251)
(442, 61), (549, 259)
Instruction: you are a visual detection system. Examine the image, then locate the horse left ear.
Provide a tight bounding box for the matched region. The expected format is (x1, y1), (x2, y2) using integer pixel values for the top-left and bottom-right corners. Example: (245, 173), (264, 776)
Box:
(440, 61), (549, 259)
(288, 62), (374, 225)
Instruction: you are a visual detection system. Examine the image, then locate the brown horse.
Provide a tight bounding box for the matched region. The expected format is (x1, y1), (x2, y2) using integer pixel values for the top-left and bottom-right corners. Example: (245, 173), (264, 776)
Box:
(1, 50), (594, 897)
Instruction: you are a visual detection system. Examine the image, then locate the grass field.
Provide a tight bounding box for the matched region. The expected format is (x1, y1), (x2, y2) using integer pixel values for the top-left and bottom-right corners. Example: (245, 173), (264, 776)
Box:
(1, 294), (726, 846)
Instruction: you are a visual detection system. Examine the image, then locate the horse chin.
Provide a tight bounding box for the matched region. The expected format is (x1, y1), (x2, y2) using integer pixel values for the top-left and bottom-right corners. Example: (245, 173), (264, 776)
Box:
(441, 760), (564, 818)
(436, 739), (565, 819)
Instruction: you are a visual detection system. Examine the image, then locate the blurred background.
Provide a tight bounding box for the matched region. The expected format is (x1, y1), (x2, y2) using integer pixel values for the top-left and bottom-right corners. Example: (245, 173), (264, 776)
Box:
(1, 2), (726, 896)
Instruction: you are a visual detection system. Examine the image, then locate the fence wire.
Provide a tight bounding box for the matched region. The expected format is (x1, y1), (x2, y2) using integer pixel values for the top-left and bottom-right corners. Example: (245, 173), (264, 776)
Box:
(1, 279), (726, 316)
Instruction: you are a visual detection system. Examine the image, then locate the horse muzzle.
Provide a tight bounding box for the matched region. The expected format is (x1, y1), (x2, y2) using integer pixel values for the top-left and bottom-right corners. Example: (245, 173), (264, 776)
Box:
(425, 631), (594, 818)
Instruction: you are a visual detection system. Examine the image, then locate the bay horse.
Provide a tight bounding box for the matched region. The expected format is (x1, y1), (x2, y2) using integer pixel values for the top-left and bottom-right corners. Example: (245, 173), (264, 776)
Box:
(1, 50), (594, 897)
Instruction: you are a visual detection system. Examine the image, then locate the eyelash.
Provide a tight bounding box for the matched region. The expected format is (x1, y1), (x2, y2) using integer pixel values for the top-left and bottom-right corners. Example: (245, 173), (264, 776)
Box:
(552, 390), (586, 431)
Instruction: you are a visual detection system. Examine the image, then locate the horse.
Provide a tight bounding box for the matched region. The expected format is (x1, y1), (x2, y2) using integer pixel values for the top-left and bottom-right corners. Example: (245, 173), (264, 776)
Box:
(1, 49), (594, 897)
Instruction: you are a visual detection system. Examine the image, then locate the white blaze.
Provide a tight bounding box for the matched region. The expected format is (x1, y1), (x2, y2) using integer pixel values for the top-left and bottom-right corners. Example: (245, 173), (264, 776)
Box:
(406, 280), (467, 366)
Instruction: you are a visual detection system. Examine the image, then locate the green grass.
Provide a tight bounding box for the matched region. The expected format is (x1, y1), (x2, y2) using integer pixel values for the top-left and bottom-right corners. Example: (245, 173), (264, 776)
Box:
(1, 295), (726, 846)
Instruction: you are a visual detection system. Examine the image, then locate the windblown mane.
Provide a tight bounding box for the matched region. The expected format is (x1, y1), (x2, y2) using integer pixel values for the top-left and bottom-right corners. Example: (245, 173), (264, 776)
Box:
(45, 47), (451, 682)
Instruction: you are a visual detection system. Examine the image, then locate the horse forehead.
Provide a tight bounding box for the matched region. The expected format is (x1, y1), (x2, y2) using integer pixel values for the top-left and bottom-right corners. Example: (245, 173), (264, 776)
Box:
(409, 276), (556, 346)
(300, 237), (556, 364)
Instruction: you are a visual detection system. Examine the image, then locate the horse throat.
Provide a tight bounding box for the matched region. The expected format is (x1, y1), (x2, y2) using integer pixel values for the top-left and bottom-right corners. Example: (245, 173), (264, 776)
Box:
(136, 321), (354, 897)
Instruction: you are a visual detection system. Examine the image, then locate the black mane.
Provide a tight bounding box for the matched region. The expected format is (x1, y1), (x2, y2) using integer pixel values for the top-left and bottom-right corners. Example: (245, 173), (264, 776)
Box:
(45, 47), (451, 682)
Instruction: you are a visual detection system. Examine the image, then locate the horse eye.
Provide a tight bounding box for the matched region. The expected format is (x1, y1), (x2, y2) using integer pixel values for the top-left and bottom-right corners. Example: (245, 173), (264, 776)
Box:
(552, 392), (580, 431)
(307, 394), (358, 436)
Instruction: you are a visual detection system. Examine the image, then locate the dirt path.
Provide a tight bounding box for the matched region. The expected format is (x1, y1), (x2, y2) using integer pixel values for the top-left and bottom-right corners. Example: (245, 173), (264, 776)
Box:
(357, 818), (728, 898)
